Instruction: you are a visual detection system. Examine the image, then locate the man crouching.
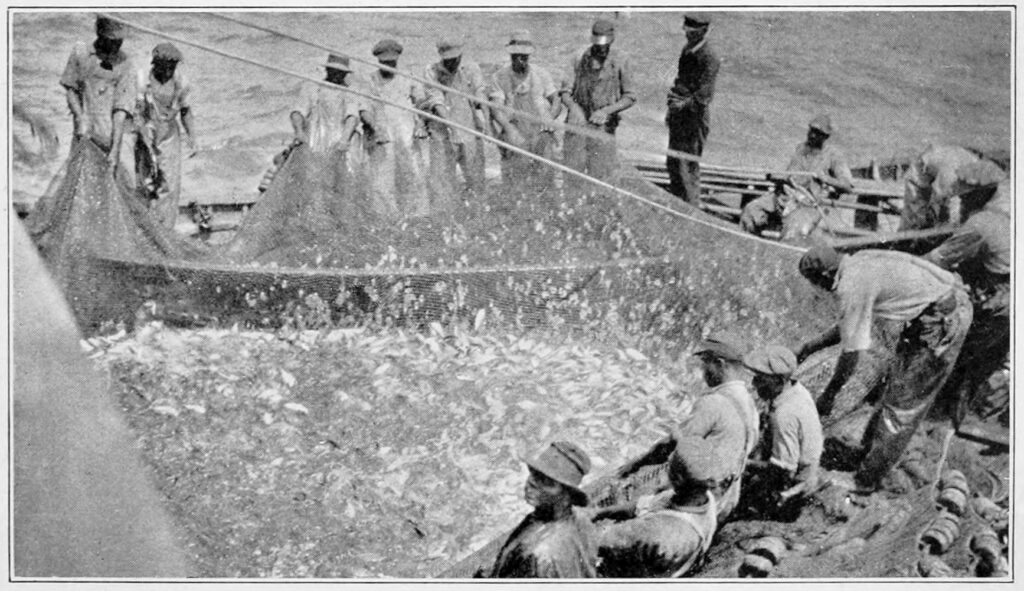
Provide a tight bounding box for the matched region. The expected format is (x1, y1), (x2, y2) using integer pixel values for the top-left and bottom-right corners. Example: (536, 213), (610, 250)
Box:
(483, 441), (598, 578)
(592, 436), (720, 577)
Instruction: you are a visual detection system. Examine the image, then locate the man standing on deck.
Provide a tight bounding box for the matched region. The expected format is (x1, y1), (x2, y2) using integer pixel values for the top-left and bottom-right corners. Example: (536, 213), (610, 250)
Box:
(562, 19), (636, 186)
(666, 14), (719, 203)
(615, 333), (758, 525)
(923, 161), (1010, 433)
(740, 115), (854, 236)
(794, 246), (972, 492)
(360, 39), (430, 218)
(61, 15), (136, 177)
(422, 39), (489, 193)
(489, 30), (562, 194)
(135, 42), (198, 229)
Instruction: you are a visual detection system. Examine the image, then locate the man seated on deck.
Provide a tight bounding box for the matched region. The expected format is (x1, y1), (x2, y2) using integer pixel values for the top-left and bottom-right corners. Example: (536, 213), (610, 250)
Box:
(739, 345), (823, 521)
(740, 115), (854, 237)
(591, 437), (720, 578)
(481, 441), (597, 578)
(616, 333), (758, 525)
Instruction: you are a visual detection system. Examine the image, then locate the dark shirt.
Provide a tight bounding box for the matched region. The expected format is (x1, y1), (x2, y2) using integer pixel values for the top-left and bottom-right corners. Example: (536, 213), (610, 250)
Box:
(669, 41), (720, 111)
(570, 45), (636, 123)
(489, 509), (597, 578)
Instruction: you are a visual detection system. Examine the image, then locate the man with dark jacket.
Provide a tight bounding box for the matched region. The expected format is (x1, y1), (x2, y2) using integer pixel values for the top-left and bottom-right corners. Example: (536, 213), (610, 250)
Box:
(666, 13), (720, 203)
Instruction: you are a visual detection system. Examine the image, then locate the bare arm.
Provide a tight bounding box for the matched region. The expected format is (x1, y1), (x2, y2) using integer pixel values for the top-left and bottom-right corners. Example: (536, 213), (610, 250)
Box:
(816, 350), (859, 417)
(66, 87), (87, 137)
(180, 106), (197, 155)
(106, 110), (129, 170)
(795, 324), (841, 364)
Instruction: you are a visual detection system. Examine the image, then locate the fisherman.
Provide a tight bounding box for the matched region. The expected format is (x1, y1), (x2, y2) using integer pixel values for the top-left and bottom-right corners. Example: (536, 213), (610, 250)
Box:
(484, 441), (597, 578)
(422, 38), (489, 193)
(795, 246), (972, 491)
(562, 19), (636, 185)
(899, 144), (984, 231)
(489, 30), (562, 194)
(259, 54), (362, 193)
(360, 39), (430, 218)
(923, 161), (1010, 430)
(666, 13), (720, 203)
(741, 345), (823, 520)
(593, 437), (720, 578)
(740, 115), (854, 236)
(60, 15), (136, 177)
(134, 42), (197, 229)
(616, 333), (758, 525)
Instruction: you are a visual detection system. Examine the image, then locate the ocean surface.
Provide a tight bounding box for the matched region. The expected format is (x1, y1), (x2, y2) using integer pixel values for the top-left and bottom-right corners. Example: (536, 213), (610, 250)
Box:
(10, 9), (1013, 207)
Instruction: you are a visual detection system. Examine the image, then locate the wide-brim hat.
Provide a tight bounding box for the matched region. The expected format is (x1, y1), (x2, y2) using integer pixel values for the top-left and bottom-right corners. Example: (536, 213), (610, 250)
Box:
(526, 441), (591, 507)
(684, 13), (712, 29)
(507, 30), (535, 55)
(694, 332), (746, 362)
(323, 53), (353, 72)
(743, 345), (798, 376)
(808, 114), (833, 136)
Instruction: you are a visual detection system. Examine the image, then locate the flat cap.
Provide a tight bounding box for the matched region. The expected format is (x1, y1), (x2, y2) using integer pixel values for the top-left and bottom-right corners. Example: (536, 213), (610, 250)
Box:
(809, 114), (833, 136)
(743, 345), (798, 376)
(684, 13), (712, 28)
(694, 332), (747, 362)
(372, 38), (403, 60)
(323, 53), (353, 72)
(436, 39), (464, 59)
(591, 19), (615, 44)
(507, 30), (534, 55)
(152, 42), (183, 63)
(95, 15), (127, 40)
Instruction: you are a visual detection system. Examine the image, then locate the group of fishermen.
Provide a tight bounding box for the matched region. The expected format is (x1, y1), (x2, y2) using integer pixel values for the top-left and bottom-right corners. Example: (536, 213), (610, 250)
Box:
(485, 178), (1009, 576)
(62, 14), (723, 227)
(56, 13), (1009, 580)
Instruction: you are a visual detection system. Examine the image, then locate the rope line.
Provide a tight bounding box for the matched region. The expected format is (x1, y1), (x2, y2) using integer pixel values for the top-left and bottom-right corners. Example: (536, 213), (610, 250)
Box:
(102, 13), (809, 255)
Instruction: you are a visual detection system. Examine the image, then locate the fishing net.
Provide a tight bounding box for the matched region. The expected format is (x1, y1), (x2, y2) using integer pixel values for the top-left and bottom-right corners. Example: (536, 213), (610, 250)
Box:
(25, 109), (845, 349)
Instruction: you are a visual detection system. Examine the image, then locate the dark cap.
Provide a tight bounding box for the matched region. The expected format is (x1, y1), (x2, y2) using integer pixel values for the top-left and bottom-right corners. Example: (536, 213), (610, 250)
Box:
(798, 245), (842, 283)
(507, 30), (535, 55)
(743, 345), (798, 376)
(323, 53), (353, 72)
(152, 42), (183, 63)
(684, 13), (712, 29)
(372, 38), (403, 60)
(591, 19), (615, 44)
(809, 114), (833, 136)
(526, 441), (591, 507)
(694, 332), (746, 362)
(95, 15), (127, 40)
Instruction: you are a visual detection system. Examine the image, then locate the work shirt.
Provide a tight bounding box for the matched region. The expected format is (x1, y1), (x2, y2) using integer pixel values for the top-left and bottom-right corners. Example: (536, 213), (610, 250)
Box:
(676, 382), (755, 485)
(786, 142), (854, 200)
(925, 180), (1011, 279)
(569, 45), (636, 125)
(765, 381), (823, 486)
(60, 42), (137, 151)
(902, 145), (979, 230)
(295, 80), (363, 154)
(363, 70), (426, 148)
(668, 40), (720, 112)
(422, 59), (488, 144)
(489, 65), (558, 141)
(835, 250), (959, 351)
(136, 69), (191, 144)
(489, 509), (597, 578)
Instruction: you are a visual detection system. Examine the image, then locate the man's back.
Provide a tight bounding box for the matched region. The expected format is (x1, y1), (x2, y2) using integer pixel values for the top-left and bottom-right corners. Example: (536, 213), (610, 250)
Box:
(490, 509), (597, 578)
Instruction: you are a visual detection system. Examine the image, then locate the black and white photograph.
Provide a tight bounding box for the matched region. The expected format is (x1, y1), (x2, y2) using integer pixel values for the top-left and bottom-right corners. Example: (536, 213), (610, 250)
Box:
(7, 4), (1016, 584)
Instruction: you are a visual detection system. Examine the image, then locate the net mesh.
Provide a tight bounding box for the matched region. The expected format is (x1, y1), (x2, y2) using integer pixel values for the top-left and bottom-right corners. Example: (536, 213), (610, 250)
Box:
(25, 119), (841, 347)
